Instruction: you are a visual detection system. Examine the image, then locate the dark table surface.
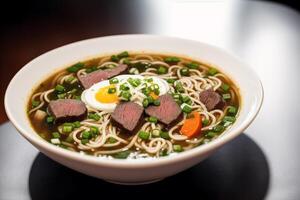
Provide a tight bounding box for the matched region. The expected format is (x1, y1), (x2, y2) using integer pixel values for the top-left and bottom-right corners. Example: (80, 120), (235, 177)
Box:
(0, 1), (300, 199)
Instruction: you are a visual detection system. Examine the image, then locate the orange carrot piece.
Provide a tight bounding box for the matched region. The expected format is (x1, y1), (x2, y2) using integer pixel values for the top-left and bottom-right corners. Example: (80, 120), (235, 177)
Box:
(180, 111), (202, 138)
(149, 92), (159, 100)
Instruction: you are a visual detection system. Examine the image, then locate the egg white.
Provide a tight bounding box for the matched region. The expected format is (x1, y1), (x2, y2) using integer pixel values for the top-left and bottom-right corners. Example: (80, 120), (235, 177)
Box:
(81, 74), (170, 112)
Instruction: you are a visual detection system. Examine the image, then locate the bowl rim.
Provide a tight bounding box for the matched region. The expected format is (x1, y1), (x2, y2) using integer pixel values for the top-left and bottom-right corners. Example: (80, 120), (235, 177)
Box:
(4, 34), (264, 168)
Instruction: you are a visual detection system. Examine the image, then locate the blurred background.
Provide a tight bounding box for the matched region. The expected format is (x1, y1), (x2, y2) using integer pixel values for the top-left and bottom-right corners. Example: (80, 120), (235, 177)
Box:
(0, 1), (299, 199)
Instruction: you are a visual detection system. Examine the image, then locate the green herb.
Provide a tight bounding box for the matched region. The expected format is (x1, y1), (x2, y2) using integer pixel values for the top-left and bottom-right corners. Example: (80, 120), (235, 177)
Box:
(153, 99), (160, 106)
(55, 84), (65, 93)
(121, 91), (132, 101)
(142, 98), (149, 108)
(223, 116), (236, 123)
(160, 131), (170, 139)
(221, 84), (230, 92)
(167, 79), (176, 84)
(138, 131), (150, 140)
(148, 116), (158, 123)
(117, 51), (129, 59)
(175, 82), (184, 93)
(173, 144), (183, 152)
(73, 121), (81, 128)
(213, 125), (225, 132)
(108, 87), (116, 94)
(208, 68), (218, 76)
(62, 124), (73, 133)
(157, 66), (167, 74)
(202, 118), (210, 126)
(109, 78), (119, 84)
(228, 106), (237, 115)
(52, 132), (60, 139)
(31, 100), (40, 108)
(81, 139), (89, 145)
(111, 55), (119, 62)
(108, 137), (117, 144)
(222, 93), (231, 100)
(46, 116), (54, 123)
(113, 150), (131, 159)
(206, 131), (217, 138)
(182, 105), (192, 114)
(85, 66), (98, 73)
(67, 62), (84, 73)
(88, 113), (101, 121)
(164, 57), (180, 63)
(82, 131), (92, 139)
(180, 67), (190, 76)
(186, 62), (199, 69)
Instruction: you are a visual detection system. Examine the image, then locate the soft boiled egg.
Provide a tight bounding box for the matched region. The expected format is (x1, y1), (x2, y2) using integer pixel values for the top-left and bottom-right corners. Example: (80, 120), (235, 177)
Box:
(81, 74), (170, 112)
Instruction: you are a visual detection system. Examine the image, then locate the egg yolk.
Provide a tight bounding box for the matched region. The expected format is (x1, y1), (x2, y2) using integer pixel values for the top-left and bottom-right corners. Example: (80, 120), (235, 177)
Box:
(95, 85), (119, 103)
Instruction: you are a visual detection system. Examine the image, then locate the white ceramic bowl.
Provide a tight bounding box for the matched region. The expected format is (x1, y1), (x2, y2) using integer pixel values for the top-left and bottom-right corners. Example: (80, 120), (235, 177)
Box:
(5, 34), (263, 184)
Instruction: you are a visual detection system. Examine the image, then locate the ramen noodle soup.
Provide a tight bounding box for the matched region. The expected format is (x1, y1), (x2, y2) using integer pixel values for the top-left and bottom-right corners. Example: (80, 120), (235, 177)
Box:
(28, 52), (239, 159)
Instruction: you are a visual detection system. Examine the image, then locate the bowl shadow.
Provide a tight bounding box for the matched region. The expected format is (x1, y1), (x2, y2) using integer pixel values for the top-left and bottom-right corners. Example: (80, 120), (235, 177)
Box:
(29, 134), (269, 200)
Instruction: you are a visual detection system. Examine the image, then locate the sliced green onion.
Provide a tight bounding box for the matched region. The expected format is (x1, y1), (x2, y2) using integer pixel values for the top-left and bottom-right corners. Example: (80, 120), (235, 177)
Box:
(88, 113), (100, 121)
(172, 93), (182, 100)
(213, 125), (225, 132)
(147, 96), (154, 104)
(148, 116), (158, 123)
(208, 68), (218, 76)
(117, 51), (129, 58)
(180, 67), (190, 76)
(66, 76), (76, 83)
(31, 100), (40, 108)
(138, 131), (150, 140)
(142, 87), (151, 96)
(85, 66), (98, 73)
(202, 118), (210, 126)
(52, 132), (60, 139)
(222, 93), (231, 100)
(153, 99), (160, 106)
(120, 83), (130, 91)
(182, 104), (192, 114)
(81, 139), (89, 145)
(90, 126), (99, 136)
(108, 137), (117, 144)
(151, 129), (160, 137)
(160, 131), (170, 139)
(206, 131), (217, 138)
(164, 57), (180, 63)
(82, 131), (92, 139)
(186, 62), (199, 69)
(159, 149), (168, 157)
(142, 98), (149, 108)
(127, 78), (141, 87)
(145, 78), (153, 82)
(221, 84), (230, 92)
(173, 144), (183, 152)
(121, 91), (132, 101)
(123, 58), (130, 64)
(46, 116), (54, 123)
(108, 87), (116, 94)
(67, 62), (84, 73)
(62, 125), (73, 133)
(55, 84), (65, 93)
(157, 66), (167, 74)
(57, 93), (66, 99)
(228, 106), (237, 115)
(113, 150), (131, 159)
(167, 79), (176, 84)
(65, 134), (74, 143)
(223, 116), (236, 123)
(111, 55), (119, 62)
(175, 82), (184, 93)
(109, 78), (119, 84)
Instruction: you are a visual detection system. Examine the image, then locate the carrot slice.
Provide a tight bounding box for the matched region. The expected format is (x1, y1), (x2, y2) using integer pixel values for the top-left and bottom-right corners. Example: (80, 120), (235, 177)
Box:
(180, 111), (202, 138)
(149, 92), (159, 100)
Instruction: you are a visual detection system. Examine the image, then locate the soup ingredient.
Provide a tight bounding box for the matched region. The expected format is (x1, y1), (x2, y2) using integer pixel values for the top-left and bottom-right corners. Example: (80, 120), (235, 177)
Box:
(33, 110), (47, 121)
(48, 99), (87, 122)
(78, 64), (128, 89)
(67, 62), (84, 73)
(208, 68), (218, 76)
(111, 102), (144, 133)
(180, 112), (202, 138)
(145, 94), (182, 125)
(199, 89), (225, 111)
